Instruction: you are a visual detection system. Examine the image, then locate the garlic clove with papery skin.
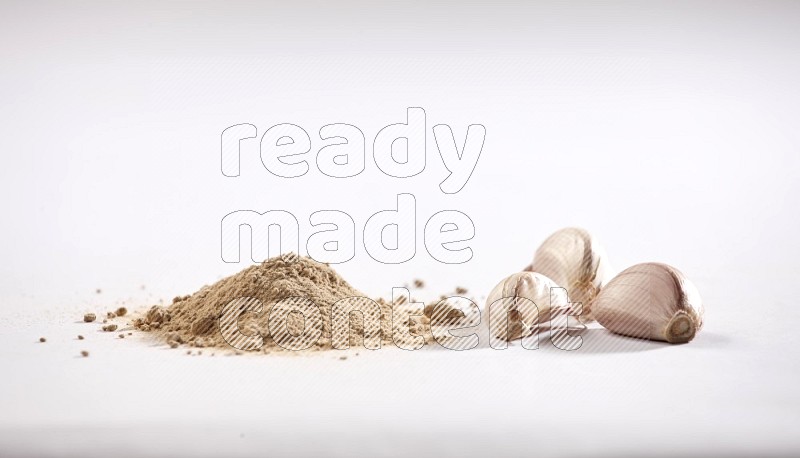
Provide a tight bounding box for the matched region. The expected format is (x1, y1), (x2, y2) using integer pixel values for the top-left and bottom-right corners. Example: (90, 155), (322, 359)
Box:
(525, 227), (614, 323)
(485, 272), (572, 342)
(592, 262), (704, 344)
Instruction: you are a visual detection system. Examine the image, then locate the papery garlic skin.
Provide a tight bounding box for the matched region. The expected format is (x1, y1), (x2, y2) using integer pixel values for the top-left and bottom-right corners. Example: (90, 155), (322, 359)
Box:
(525, 227), (614, 322)
(485, 272), (570, 342)
(592, 262), (704, 344)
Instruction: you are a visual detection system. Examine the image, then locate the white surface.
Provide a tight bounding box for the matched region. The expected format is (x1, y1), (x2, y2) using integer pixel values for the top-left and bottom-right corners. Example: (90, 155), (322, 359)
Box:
(1, 276), (797, 458)
(1, 1), (799, 457)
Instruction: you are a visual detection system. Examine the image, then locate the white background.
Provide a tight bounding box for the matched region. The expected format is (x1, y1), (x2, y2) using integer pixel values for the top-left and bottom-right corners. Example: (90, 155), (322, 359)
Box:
(1, 1), (798, 457)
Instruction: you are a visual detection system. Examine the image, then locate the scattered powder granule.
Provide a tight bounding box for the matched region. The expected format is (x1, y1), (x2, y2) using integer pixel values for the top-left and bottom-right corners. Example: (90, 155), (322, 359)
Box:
(118, 334), (125, 339)
(102, 324), (118, 332)
(107, 312), (116, 319)
(413, 279), (425, 288)
(78, 335), (84, 340)
(115, 307), (128, 317)
(80, 350), (89, 357)
(39, 337), (46, 343)
(83, 313), (96, 323)
(423, 300), (463, 323)
(166, 332), (184, 344)
(455, 286), (468, 295)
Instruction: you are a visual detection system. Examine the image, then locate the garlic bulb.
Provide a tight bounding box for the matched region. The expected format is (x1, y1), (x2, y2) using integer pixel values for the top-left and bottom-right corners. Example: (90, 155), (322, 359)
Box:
(592, 262), (704, 344)
(485, 272), (570, 342)
(525, 227), (614, 322)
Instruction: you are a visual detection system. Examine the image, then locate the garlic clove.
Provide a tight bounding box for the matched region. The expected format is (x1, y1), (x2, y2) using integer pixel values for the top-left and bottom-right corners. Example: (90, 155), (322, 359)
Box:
(525, 227), (614, 323)
(485, 272), (570, 342)
(592, 262), (704, 344)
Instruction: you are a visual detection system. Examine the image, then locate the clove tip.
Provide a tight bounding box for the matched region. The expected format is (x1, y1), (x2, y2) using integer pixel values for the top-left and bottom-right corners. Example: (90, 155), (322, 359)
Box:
(665, 311), (697, 344)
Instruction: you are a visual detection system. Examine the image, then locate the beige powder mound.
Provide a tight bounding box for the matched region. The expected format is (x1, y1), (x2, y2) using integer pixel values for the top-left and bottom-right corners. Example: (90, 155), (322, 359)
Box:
(134, 255), (435, 352)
